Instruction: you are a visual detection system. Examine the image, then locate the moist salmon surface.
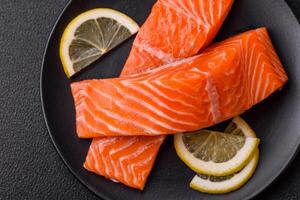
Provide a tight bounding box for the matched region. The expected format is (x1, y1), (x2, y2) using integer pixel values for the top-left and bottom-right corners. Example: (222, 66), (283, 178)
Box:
(122, 0), (235, 75)
(81, 27), (287, 190)
(72, 28), (287, 137)
(81, 0), (238, 190)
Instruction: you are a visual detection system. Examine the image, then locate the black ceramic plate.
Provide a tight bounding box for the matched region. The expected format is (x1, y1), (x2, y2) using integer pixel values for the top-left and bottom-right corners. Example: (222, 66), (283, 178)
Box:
(41, 0), (300, 199)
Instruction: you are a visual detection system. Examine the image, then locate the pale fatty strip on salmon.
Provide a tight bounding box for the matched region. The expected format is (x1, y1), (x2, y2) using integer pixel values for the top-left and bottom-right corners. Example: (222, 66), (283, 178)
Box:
(81, 0), (234, 190)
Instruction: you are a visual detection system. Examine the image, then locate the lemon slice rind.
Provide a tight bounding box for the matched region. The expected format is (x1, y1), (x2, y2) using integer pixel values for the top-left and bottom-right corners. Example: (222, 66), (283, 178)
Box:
(60, 8), (139, 77)
(232, 116), (257, 138)
(190, 149), (259, 194)
(174, 133), (259, 176)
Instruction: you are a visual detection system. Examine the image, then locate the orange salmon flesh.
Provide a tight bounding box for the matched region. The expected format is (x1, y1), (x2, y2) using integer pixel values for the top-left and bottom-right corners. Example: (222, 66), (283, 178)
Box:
(79, 28), (288, 190)
(72, 28), (287, 137)
(73, 0), (295, 191)
(82, 0), (234, 190)
(82, 0), (235, 190)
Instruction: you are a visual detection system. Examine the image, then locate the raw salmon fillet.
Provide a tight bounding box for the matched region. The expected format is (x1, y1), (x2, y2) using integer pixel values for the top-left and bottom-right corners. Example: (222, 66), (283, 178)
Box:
(84, 136), (165, 189)
(122, 0), (234, 75)
(72, 28), (288, 137)
(82, 0), (234, 190)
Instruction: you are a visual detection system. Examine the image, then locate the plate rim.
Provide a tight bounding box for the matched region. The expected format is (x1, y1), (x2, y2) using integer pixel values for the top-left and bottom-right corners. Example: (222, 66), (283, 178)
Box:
(40, 0), (300, 199)
(39, 1), (112, 200)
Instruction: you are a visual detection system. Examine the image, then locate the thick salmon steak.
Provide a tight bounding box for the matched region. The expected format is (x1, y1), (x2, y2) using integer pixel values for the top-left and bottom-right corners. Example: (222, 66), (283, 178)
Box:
(83, 0), (234, 190)
(122, 0), (235, 75)
(84, 136), (165, 190)
(72, 28), (288, 137)
(82, 28), (287, 190)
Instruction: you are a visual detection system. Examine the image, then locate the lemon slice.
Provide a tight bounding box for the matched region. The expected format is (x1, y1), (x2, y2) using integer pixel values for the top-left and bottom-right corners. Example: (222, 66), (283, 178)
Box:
(224, 116), (257, 138)
(190, 149), (259, 194)
(60, 8), (139, 77)
(174, 117), (260, 176)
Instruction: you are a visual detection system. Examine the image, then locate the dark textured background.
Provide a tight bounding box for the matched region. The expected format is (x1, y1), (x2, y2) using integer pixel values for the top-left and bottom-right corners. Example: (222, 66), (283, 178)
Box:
(0, 0), (300, 199)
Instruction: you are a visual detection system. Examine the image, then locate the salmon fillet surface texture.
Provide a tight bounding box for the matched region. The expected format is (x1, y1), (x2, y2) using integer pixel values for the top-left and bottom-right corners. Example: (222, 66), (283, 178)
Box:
(82, 0), (234, 190)
(72, 28), (288, 138)
(122, 0), (234, 75)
